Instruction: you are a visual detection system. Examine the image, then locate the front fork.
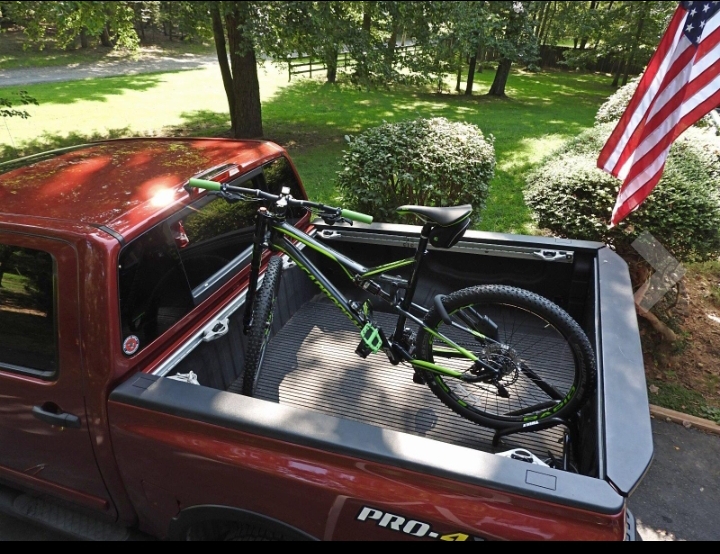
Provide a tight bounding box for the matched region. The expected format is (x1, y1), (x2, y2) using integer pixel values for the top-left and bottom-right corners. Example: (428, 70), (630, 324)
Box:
(243, 209), (271, 334)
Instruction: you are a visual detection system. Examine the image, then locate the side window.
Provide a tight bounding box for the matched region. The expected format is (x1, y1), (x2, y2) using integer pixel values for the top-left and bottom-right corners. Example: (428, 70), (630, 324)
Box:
(118, 156), (307, 354)
(0, 245), (57, 377)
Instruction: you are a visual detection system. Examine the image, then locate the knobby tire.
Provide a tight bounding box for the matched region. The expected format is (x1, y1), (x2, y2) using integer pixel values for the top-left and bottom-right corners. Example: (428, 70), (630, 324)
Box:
(229, 256), (283, 397)
(416, 285), (596, 430)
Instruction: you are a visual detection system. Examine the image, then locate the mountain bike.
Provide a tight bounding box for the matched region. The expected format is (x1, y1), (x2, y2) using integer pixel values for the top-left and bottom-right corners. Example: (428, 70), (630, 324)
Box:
(188, 178), (596, 431)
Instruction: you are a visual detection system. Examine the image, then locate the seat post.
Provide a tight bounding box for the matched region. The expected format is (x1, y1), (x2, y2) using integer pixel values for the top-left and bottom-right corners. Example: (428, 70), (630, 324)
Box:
(393, 223), (433, 341)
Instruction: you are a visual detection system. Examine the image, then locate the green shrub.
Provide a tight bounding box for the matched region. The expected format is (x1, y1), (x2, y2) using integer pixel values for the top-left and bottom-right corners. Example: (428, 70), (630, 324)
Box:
(595, 78), (641, 125)
(525, 125), (720, 262)
(337, 117), (495, 225)
(596, 76), (715, 128)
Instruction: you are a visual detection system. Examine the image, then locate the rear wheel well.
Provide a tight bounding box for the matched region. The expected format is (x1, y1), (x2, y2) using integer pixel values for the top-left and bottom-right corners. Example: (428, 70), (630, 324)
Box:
(168, 506), (317, 542)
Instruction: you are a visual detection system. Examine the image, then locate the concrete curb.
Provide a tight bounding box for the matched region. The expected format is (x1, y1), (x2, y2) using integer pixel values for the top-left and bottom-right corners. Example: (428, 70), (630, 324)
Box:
(650, 405), (720, 436)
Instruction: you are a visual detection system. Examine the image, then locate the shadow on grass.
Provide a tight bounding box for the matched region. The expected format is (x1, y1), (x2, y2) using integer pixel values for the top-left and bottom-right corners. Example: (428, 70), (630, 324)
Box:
(260, 70), (610, 145)
(21, 73), (167, 105)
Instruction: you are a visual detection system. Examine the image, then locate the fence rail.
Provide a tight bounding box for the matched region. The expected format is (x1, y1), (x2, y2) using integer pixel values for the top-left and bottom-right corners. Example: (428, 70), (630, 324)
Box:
(287, 45), (419, 81)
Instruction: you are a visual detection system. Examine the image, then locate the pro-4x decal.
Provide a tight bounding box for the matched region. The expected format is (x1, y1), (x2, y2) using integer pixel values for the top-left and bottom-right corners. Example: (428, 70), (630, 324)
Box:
(356, 507), (485, 541)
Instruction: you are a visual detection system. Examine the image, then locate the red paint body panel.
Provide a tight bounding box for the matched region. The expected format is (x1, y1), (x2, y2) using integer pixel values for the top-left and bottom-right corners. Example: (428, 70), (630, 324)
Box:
(0, 232), (115, 515)
(0, 138), (284, 240)
(107, 404), (625, 541)
(0, 138), (305, 527)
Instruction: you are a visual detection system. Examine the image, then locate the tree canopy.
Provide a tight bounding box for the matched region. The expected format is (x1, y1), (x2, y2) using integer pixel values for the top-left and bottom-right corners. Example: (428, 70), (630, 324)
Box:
(1, 1), (682, 136)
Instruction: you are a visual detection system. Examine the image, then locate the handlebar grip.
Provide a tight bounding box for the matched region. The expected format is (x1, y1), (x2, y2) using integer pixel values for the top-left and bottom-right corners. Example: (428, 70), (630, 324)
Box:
(188, 178), (222, 192)
(341, 209), (374, 225)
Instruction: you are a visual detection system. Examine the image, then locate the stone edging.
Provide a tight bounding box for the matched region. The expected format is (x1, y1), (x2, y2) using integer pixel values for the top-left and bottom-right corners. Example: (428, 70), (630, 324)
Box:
(650, 405), (720, 436)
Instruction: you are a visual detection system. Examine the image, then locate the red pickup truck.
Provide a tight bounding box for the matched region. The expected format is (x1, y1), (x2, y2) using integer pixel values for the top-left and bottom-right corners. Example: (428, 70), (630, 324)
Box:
(0, 138), (652, 541)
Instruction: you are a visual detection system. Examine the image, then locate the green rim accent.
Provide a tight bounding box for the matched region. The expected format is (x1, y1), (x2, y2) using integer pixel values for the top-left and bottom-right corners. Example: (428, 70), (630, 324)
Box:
(435, 377), (450, 393)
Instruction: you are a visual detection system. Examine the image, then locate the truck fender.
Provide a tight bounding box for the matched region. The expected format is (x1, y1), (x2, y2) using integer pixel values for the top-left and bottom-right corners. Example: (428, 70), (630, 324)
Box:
(166, 505), (318, 541)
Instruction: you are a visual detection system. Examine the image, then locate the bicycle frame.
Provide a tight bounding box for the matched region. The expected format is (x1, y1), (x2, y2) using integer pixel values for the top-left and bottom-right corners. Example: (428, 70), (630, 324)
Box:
(243, 211), (486, 381)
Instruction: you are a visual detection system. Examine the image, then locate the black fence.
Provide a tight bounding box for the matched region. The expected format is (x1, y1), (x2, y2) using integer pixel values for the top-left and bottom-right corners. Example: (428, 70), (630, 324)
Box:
(287, 45), (420, 81)
(287, 44), (641, 82)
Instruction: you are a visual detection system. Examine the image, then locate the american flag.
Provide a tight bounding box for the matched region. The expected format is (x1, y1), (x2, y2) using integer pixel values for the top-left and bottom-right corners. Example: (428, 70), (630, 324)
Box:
(598, 1), (720, 227)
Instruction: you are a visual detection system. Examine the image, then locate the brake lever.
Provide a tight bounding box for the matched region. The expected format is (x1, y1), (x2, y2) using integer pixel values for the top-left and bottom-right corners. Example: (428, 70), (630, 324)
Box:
(219, 191), (261, 204)
(321, 215), (354, 227)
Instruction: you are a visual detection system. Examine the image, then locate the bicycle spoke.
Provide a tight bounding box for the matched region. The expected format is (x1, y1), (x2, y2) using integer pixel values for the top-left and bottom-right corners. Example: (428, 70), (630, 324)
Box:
(518, 364), (565, 401)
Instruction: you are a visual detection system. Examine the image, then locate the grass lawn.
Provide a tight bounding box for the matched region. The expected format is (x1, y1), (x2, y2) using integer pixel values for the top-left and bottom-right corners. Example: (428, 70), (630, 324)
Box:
(0, 62), (615, 234)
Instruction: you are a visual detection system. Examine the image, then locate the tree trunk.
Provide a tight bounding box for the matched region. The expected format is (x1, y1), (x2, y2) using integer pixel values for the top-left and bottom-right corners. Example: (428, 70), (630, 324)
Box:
(466, 41), (485, 95)
(325, 46), (339, 83)
(100, 25), (113, 48)
(466, 57), (477, 95)
(456, 52), (463, 93)
(80, 28), (89, 49)
(362, 2), (372, 33)
(612, 58), (626, 88)
(488, 58), (512, 97)
(536, 1), (550, 38)
(386, 23), (399, 66)
(211, 4), (237, 133)
(224, 6), (263, 138)
(625, 7), (647, 85)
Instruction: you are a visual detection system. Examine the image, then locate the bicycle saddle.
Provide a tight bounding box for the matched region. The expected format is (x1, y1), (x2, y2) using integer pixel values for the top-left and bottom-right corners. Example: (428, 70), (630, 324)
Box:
(397, 205), (472, 227)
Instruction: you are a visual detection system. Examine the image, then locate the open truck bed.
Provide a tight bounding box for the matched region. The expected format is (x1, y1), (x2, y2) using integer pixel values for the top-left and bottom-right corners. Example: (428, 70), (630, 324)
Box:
(109, 222), (652, 540)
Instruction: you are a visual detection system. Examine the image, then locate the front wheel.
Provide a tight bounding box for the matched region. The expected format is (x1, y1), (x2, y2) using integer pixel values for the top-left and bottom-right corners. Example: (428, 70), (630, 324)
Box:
(229, 256), (283, 397)
(416, 286), (596, 430)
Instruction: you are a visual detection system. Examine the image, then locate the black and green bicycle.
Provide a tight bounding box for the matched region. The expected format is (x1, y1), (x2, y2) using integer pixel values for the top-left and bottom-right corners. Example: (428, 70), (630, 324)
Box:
(188, 178), (596, 432)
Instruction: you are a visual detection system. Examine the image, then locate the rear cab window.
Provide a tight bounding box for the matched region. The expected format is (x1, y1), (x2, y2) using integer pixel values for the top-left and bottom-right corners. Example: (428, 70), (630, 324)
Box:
(118, 156), (306, 354)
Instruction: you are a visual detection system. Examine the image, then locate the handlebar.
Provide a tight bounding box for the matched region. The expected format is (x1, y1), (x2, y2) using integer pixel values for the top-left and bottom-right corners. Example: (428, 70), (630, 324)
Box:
(187, 178), (374, 225)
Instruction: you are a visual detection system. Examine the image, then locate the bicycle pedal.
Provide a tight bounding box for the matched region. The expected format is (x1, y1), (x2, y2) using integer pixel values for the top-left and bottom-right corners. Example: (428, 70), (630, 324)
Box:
(412, 371), (426, 385)
(356, 342), (372, 359)
(359, 322), (383, 355)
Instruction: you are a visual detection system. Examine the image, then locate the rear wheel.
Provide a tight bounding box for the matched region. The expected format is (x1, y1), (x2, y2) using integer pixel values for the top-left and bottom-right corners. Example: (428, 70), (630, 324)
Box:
(416, 285), (596, 430)
(228, 256), (283, 397)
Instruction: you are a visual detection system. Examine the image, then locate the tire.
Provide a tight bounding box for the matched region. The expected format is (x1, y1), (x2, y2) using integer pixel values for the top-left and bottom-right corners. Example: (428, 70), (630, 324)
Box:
(231, 256), (283, 397)
(416, 285), (596, 430)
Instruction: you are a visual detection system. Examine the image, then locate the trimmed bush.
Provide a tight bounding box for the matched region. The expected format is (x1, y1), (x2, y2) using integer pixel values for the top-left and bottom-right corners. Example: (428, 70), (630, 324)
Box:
(596, 76), (715, 128)
(525, 125), (720, 262)
(595, 78), (641, 125)
(337, 117), (495, 225)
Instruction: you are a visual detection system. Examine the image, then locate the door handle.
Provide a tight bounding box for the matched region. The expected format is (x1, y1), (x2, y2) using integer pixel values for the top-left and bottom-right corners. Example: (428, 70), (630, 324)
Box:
(32, 404), (82, 429)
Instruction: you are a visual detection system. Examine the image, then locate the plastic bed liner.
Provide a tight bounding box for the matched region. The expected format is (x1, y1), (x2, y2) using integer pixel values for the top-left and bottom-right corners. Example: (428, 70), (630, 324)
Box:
(253, 297), (567, 459)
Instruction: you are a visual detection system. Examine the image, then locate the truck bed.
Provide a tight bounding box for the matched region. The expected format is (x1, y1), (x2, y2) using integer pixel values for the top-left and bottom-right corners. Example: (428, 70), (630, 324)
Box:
(130, 222), (652, 510)
(255, 297), (566, 459)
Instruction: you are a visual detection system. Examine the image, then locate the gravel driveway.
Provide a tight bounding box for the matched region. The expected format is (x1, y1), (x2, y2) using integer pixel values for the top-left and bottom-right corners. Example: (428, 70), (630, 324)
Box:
(0, 53), (218, 88)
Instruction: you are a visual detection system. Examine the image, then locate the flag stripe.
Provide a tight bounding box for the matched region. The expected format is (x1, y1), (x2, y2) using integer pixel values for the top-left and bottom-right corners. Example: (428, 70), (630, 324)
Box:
(620, 56), (720, 184)
(598, 8), (688, 172)
(616, 56), (694, 180)
(601, 3), (720, 227)
(611, 169), (667, 225)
